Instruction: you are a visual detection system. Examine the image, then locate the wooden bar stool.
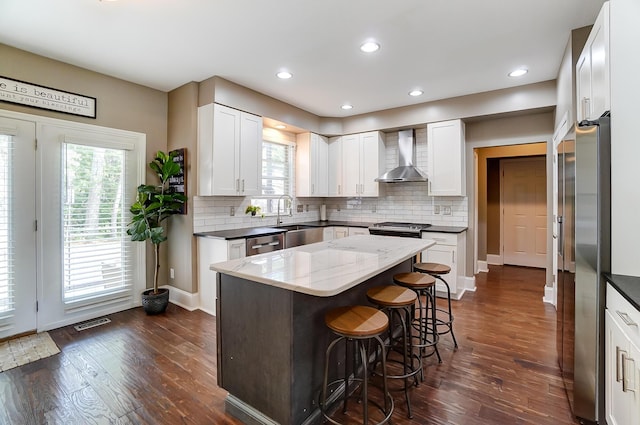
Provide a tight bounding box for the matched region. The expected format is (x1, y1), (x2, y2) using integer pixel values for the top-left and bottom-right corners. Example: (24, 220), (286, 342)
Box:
(366, 285), (420, 419)
(414, 262), (458, 348)
(321, 305), (394, 425)
(393, 272), (442, 364)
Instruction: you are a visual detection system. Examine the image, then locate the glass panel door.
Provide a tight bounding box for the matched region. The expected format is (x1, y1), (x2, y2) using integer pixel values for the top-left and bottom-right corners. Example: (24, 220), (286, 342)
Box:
(0, 117), (36, 339)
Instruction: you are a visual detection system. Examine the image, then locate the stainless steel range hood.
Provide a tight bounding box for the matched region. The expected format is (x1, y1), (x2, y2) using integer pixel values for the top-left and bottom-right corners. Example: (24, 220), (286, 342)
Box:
(376, 129), (428, 182)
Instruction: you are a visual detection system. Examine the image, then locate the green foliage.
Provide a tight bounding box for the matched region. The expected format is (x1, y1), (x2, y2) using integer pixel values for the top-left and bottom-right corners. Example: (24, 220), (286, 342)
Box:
(245, 205), (261, 215)
(127, 150), (187, 293)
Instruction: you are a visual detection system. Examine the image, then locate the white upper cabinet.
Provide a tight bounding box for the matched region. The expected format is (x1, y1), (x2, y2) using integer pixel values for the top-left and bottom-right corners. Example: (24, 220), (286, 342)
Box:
(340, 131), (385, 197)
(328, 136), (343, 196)
(576, 2), (610, 122)
(427, 119), (466, 196)
(296, 132), (328, 197)
(197, 103), (262, 196)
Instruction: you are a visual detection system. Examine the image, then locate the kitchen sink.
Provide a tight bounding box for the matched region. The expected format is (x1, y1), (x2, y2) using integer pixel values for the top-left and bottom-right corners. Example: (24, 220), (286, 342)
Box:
(275, 224), (315, 231)
(277, 225), (323, 248)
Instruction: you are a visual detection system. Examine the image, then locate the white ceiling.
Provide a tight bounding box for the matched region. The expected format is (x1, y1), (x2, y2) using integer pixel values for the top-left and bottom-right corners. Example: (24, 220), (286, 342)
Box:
(0, 0), (605, 118)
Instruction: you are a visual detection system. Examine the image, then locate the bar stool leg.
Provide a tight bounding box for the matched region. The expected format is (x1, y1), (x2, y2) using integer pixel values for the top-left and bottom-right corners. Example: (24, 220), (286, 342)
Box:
(424, 287), (442, 363)
(436, 274), (458, 348)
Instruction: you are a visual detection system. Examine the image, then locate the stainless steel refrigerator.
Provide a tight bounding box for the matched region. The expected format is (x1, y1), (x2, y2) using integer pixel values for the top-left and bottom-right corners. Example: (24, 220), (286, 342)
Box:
(557, 113), (610, 425)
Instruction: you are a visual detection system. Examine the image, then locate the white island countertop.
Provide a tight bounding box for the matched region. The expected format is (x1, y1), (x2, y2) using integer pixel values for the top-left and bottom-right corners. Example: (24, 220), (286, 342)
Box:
(211, 235), (435, 297)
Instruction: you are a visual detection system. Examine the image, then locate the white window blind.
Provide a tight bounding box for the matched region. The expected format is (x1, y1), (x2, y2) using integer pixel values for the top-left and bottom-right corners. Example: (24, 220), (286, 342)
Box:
(62, 143), (133, 303)
(252, 140), (293, 214)
(0, 135), (14, 317)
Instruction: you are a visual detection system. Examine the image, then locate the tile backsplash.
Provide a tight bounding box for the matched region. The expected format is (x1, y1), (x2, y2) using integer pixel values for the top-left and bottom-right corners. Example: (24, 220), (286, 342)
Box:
(193, 127), (468, 233)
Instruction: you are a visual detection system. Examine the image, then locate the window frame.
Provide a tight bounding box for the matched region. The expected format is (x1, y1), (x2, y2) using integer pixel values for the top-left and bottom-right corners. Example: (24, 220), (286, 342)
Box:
(252, 139), (295, 216)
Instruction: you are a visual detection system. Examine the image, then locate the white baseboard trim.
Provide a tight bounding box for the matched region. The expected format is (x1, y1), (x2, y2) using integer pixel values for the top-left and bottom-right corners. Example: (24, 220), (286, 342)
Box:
(463, 275), (476, 293)
(199, 306), (216, 317)
(487, 254), (503, 265)
(161, 285), (199, 311)
(435, 276), (476, 301)
(543, 285), (555, 306)
(477, 260), (489, 273)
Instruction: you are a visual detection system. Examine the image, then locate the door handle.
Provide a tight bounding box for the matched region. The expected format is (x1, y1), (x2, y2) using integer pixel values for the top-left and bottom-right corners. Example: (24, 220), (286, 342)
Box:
(617, 346), (624, 382)
(617, 311), (638, 327)
(622, 352), (636, 393)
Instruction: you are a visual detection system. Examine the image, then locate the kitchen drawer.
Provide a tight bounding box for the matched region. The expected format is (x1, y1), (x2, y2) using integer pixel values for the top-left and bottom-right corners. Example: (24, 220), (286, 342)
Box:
(424, 232), (457, 246)
(608, 282), (640, 343)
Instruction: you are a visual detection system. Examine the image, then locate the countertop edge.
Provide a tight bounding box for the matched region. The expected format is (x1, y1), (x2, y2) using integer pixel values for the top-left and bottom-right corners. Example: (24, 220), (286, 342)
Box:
(195, 222), (468, 239)
(212, 236), (436, 297)
(605, 273), (640, 311)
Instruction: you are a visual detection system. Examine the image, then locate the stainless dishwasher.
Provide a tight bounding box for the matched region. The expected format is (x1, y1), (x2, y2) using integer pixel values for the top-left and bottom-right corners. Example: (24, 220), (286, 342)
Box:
(245, 233), (284, 256)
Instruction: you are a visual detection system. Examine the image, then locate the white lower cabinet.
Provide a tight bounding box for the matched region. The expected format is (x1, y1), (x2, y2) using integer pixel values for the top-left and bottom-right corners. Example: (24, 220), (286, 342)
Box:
(322, 227), (334, 241)
(420, 231), (466, 300)
(334, 227), (349, 239)
(606, 283), (640, 425)
(198, 237), (245, 315)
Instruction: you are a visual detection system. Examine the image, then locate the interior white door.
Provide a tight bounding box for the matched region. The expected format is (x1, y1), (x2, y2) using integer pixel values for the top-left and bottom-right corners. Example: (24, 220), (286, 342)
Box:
(0, 117), (37, 339)
(502, 157), (547, 268)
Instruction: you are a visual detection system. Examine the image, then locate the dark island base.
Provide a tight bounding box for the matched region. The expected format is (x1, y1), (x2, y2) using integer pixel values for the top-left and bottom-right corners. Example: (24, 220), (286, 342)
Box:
(216, 259), (412, 425)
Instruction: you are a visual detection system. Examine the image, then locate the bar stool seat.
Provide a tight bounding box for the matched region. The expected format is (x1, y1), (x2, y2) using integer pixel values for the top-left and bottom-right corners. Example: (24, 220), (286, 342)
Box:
(321, 306), (394, 425)
(366, 286), (420, 419)
(414, 262), (451, 275)
(414, 262), (458, 348)
(393, 272), (441, 364)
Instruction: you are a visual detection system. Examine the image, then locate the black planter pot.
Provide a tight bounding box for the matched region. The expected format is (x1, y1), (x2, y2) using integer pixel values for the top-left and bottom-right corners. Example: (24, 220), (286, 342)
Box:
(141, 288), (170, 315)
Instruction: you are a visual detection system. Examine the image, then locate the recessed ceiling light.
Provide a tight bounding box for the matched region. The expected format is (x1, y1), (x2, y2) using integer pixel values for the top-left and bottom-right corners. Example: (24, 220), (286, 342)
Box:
(409, 90), (424, 97)
(508, 68), (528, 77)
(276, 71), (292, 79)
(341, 104), (353, 110)
(360, 41), (380, 53)
(275, 124), (286, 129)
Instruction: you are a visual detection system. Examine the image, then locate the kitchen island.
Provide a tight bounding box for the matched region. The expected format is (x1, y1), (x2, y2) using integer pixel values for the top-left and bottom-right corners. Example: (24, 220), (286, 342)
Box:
(211, 235), (434, 425)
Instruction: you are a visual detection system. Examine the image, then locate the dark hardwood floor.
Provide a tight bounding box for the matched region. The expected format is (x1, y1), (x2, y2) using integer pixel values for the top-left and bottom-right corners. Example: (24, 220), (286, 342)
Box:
(0, 265), (578, 425)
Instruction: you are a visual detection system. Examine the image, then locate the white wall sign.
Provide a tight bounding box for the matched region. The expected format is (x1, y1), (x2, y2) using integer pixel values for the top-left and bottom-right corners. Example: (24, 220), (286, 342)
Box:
(0, 76), (96, 118)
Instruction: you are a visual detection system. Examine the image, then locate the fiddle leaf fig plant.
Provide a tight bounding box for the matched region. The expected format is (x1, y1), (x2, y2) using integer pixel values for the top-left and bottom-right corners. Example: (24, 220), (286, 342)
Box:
(127, 150), (187, 294)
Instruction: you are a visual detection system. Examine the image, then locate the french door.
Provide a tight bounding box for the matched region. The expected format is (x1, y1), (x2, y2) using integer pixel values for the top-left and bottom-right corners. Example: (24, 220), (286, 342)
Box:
(0, 110), (146, 338)
(0, 117), (37, 339)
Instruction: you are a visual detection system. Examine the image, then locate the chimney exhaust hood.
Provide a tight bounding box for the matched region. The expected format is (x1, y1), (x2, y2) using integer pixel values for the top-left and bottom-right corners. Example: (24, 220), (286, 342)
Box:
(376, 129), (428, 183)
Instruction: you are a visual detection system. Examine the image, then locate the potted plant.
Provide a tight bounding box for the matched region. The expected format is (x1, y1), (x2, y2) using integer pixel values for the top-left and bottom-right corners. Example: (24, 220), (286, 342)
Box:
(127, 150), (187, 314)
(245, 205), (261, 216)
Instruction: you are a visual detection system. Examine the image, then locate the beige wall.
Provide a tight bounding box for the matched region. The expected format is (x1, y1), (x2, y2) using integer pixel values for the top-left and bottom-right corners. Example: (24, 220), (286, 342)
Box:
(466, 112), (554, 277)
(0, 43), (168, 291)
(167, 83), (199, 293)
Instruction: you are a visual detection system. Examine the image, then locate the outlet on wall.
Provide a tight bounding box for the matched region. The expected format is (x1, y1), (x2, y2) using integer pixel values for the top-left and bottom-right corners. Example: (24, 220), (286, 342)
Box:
(297, 204), (303, 213)
(170, 268), (175, 279)
(443, 206), (452, 215)
(230, 206), (235, 216)
(434, 205), (441, 214)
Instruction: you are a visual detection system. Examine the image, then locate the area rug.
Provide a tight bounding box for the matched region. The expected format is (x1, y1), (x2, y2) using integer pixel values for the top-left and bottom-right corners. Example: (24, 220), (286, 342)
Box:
(0, 332), (60, 372)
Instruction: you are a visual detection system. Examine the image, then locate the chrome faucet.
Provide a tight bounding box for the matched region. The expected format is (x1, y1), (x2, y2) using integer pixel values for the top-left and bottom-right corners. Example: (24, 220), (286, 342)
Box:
(276, 194), (293, 225)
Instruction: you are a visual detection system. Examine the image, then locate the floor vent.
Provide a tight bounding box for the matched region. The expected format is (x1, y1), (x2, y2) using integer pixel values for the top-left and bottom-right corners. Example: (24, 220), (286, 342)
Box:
(74, 317), (111, 332)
